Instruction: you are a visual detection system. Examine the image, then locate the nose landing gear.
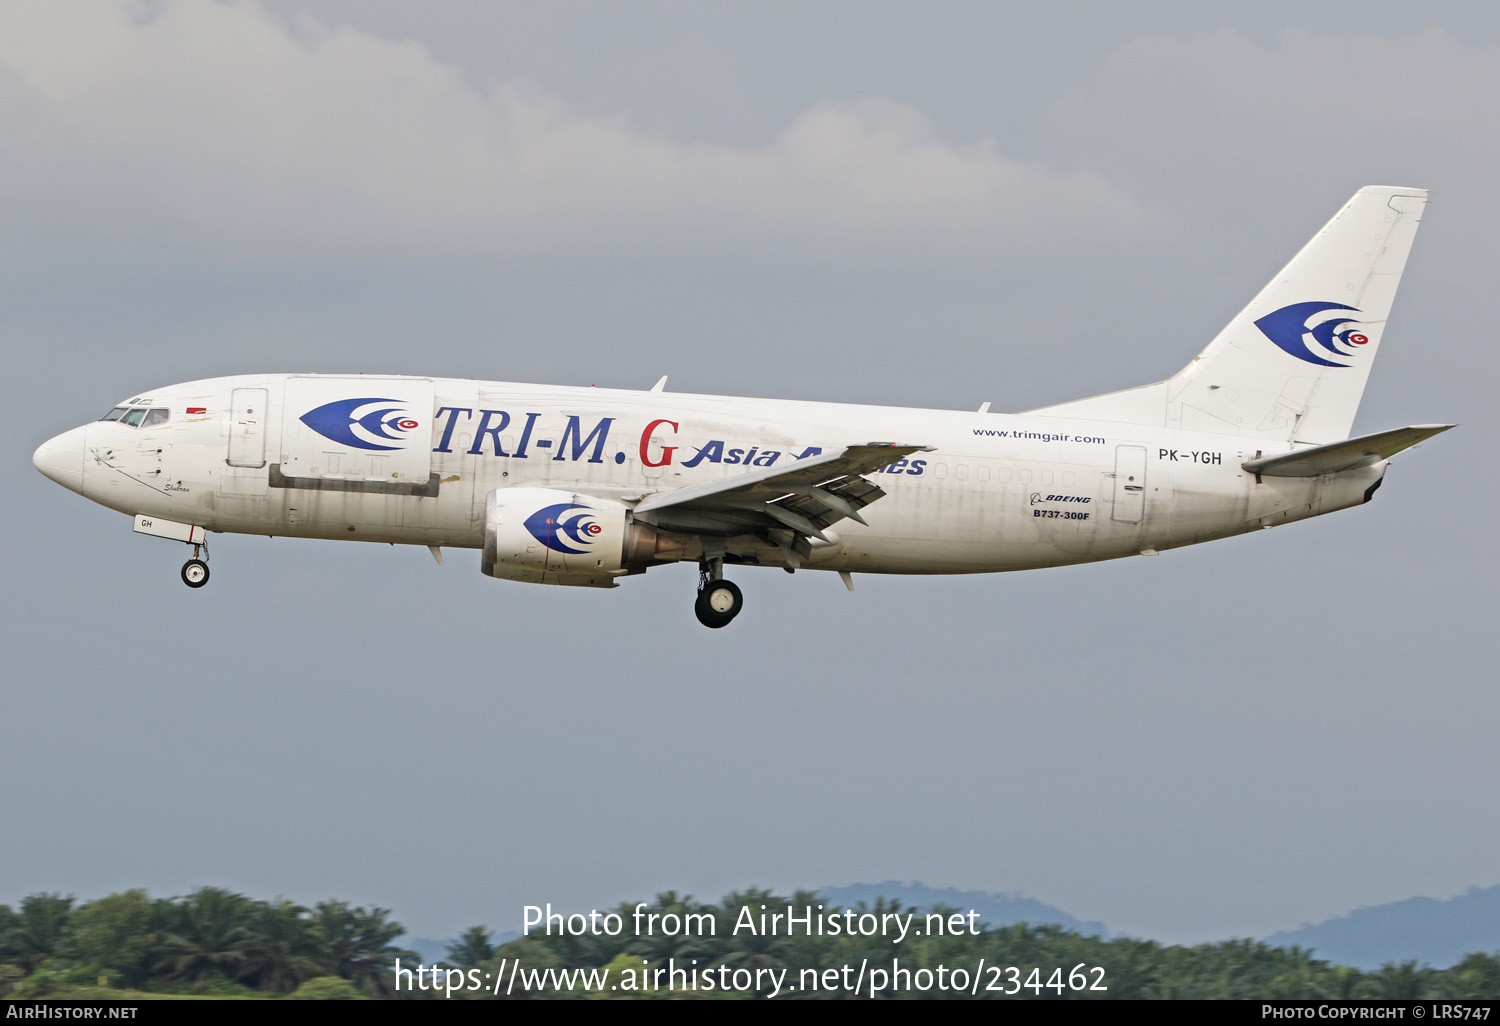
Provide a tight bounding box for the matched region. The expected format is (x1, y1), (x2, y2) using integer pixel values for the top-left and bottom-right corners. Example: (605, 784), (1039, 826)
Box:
(694, 557), (743, 629)
(181, 540), (210, 589)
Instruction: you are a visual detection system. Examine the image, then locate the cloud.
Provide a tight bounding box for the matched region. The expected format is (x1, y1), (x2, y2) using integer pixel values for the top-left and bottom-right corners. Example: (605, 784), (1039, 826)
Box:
(0, 0), (1148, 263)
(1038, 28), (1500, 212)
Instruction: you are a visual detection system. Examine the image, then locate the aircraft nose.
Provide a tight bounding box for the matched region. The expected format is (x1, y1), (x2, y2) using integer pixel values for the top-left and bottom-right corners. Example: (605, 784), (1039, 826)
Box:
(33, 425), (87, 494)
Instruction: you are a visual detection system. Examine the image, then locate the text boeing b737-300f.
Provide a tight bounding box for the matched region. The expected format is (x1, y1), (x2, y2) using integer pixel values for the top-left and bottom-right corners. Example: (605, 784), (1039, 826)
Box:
(33, 186), (1452, 628)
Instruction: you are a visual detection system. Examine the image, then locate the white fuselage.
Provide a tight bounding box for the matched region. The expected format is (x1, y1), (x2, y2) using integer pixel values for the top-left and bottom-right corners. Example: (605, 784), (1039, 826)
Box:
(38, 373), (1383, 578)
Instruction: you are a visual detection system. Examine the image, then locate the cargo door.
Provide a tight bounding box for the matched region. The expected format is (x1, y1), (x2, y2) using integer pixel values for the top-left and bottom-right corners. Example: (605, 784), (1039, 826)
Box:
(278, 377), (437, 491)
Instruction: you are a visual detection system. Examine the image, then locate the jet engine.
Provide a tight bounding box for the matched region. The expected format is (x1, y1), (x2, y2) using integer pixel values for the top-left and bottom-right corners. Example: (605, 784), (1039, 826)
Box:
(481, 487), (686, 587)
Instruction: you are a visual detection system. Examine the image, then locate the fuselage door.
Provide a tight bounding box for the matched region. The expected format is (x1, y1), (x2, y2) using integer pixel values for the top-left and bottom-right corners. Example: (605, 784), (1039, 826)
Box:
(227, 388), (268, 468)
(1111, 445), (1147, 523)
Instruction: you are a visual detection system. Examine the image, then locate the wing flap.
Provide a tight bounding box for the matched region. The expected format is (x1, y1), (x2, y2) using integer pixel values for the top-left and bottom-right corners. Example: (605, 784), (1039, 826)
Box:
(1241, 424), (1454, 478)
(633, 442), (932, 535)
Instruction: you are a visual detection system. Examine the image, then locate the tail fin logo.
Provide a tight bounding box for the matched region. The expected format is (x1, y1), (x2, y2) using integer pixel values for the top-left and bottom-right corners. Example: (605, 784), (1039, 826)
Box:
(1254, 302), (1373, 368)
(301, 398), (421, 451)
(523, 503), (604, 554)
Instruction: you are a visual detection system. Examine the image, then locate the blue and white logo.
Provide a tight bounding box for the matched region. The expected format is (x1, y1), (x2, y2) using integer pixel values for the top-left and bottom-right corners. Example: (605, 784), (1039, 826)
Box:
(1254, 301), (1373, 368)
(301, 398), (421, 451)
(524, 503), (604, 554)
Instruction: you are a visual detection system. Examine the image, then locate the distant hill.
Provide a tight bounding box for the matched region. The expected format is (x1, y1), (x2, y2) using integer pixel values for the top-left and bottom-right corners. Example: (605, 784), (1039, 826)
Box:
(818, 881), (1111, 938)
(1264, 885), (1500, 970)
(403, 937), (455, 964)
(405, 932), (524, 964)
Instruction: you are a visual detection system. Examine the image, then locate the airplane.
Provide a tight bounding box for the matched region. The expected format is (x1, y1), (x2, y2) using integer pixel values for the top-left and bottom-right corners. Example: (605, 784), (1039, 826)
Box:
(32, 185), (1451, 628)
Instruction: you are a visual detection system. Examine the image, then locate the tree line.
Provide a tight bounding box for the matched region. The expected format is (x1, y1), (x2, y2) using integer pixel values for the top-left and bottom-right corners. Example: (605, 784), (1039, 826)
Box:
(0, 888), (408, 999)
(3, 886), (1499, 999)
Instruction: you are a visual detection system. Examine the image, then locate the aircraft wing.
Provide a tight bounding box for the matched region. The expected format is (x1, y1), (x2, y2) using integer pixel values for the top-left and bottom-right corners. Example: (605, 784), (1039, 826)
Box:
(1241, 424), (1454, 478)
(632, 443), (932, 542)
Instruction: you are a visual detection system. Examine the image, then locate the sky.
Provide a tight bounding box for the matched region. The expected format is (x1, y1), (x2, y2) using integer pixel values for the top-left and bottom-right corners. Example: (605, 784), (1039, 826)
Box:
(3, 0), (1497, 950)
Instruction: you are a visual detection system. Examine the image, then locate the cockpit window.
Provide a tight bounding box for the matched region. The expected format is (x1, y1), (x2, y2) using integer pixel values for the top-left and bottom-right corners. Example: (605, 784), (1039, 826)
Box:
(100, 405), (170, 427)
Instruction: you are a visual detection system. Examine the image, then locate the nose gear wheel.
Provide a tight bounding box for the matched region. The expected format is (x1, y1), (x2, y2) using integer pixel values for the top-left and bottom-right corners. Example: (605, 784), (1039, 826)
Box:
(180, 539), (210, 589)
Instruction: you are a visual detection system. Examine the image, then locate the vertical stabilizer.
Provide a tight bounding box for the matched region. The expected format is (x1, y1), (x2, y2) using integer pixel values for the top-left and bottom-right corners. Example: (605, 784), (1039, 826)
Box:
(1029, 186), (1427, 444)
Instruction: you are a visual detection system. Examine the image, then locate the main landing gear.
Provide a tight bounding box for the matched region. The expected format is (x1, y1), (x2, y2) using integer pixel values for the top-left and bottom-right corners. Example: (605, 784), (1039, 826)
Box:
(694, 557), (743, 629)
(181, 540), (210, 589)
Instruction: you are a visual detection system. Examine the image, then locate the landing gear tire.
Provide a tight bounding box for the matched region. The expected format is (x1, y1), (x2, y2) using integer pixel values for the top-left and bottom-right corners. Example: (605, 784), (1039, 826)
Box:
(181, 559), (210, 589)
(694, 579), (743, 629)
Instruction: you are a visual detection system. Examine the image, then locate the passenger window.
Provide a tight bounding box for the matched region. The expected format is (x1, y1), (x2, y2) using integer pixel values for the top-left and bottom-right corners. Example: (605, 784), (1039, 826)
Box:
(122, 409), (147, 427)
(142, 408), (169, 428)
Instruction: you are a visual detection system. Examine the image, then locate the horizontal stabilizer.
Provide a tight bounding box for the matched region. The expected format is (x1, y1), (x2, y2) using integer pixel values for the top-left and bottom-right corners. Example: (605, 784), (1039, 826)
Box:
(1241, 424), (1454, 478)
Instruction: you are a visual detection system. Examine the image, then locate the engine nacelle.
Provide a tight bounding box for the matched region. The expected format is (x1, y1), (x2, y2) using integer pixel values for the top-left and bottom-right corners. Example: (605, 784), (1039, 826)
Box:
(481, 487), (685, 587)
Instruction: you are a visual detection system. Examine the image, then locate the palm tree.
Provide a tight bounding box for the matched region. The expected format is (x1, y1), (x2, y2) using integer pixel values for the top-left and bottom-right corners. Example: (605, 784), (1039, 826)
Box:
(3, 894), (75, 972)
(310, 900), (414, 996)
(1363, 960), (1433, 999)
(717, 888), (794, 998)
(446, 926), (496, 970)
(1445, 952), (1500, 999)
(154, 887), (254, 984)
(239, 899), (318, 993)
(625, 892), (719, 967)
(73, 890), (158, 988)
